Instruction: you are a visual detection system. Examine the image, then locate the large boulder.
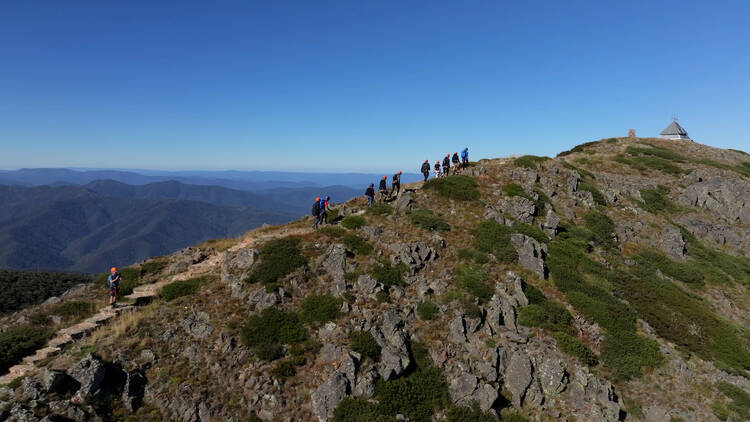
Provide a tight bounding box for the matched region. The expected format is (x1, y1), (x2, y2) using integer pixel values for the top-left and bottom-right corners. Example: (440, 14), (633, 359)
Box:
(320, 244), (347, 284)
(510, 234), (547, 279)
(679, 169), (750, 224)
(311, 372), (349, 422)
(504, 349), (533, 408)
(220, 248), (258, 284)
(122, 370), (147, 412)
(181, 311), (213, 339)
(498, 196), (536, 224)
(371, 311), (411, 380)
(392, 191), (416, 212)
(389, 242), (438, 275)
(68, 354), (107, 399)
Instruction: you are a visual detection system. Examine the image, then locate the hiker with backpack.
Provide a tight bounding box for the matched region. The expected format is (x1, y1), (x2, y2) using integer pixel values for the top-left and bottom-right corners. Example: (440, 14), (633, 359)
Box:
(320, 196), (331, 224)
(364, 184), (375, 207)
(461, 148), (469, 168)
(452, 151), (460, 174)
(378, 176), (388, 201)
(434, 160), (441, 178)
(421, 160), (430, 181)
(108, 267), (121, 308)
(442, 154), (451, 177)
(390, 171), (402, 197)
(312, 197), (322, 229)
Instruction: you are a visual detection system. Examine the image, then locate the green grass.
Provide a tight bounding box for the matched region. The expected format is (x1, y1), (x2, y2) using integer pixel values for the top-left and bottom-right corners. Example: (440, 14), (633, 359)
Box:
(514, 155), (548, 169)
(299, 294), (341, 324)
(583, 211), (615, 245)
(53, 300), (95, 322)
(615, 154), (685, 175)
(551, 332), (598, 366)
(446, 402), (497, 422)
(517, 301), (571, 332)
(317, 226), (346, 238)
(600, 331), (663, 380)
(634, 250), (704, 286)
(474, 220), (518, 263)
(343, 233), (372, 255)
(636, 186), (680, 214)
(341, 215), (366, 229)
(240, 308), (307, 361)
(502, 183), (529, 199)
(578, 182), (606, 206)
(245, 237), (308, 289)
(159, 277), (205, 301)
(523, 283), (546, 305)
(456, 248), (489, 264)
(409, 209), (450, 232)
(513, 223), (548, 243)
(0, 325), (49, 373)
(140, 259), (168, 275)
(455, 264), (493, 302)
(417, 301), (440, 320)
(348, 330), (381, 360)
(680, 227), (750, 286)
(366, 203), (393, 216)
(373, 260), (408, 287)
(423, 175), (480, 201)
(716, 382), (750, 419)
(626, 145), (687, 162)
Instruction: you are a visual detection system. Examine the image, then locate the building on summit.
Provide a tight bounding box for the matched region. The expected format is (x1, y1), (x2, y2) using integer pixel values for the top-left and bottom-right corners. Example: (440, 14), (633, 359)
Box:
(660, 119), (691, 140)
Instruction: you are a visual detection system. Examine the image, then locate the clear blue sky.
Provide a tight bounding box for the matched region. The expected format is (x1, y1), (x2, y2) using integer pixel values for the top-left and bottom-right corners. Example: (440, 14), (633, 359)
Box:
(1, 1), (749, 172)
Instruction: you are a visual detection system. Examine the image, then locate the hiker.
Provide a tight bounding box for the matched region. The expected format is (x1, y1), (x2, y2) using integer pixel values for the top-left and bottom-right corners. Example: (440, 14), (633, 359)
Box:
(421, 160), (430, 181)
(434, 160), (441, 178)
(364, 184), (375, 207)
(378, 176), (388, 201)
(107, 267), (121, 308)
(442, 154), (451, 177)
(312, 197), (321, 229)
(461, 147), (469, 168)
(452, 151), (460, 174)
(320, 196), (331, 224)
(390, 171), (402, 197)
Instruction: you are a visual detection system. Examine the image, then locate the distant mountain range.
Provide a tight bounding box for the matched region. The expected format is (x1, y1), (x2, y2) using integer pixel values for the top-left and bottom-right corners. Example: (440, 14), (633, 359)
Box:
(0, 174), (365, 273)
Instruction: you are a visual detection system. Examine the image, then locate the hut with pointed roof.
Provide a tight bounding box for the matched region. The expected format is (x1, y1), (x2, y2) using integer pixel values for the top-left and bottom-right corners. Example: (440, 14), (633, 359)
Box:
(660, 120), (691, 140)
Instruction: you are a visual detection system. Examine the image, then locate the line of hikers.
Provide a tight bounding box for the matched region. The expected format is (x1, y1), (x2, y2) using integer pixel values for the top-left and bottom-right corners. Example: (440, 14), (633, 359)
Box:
(311, 195), (332, 229)
(420, 148), (469, 182)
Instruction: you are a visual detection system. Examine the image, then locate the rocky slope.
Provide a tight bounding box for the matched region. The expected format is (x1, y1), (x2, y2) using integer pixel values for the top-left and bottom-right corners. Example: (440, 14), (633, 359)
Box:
(3, 137), (750, 421)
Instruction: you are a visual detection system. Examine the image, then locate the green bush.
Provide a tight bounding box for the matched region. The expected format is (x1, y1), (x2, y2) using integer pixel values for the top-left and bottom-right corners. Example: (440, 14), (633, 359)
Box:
(681, 227), (750, 286)
(601, 331), (663, 380)
(446, 402), (497, 422)
(332, 397), (393, 422)
(717, 382), (750, 419)
(417, 301), (440, 320)
(583, 211), (615, 244)
(240, 308), (306, 360)
(271, 355), (306, 378)
(474, 220), (518, 263)
(455, 265), (492, 302)
(579, 182), (606, 206)
(246, 237), (308, 288)
(140, 259), (168, 275)
(502, 183), (529, 199)
(626, 145), (686, 162)
(517, 301), (571, 332)
(318, 226), (346, 238)
(502, 413), (529, 422)
(373, 260), (408, 287)
(551, 332), (598, 366)
(513, 223), (548, 243)
(635, 250), (703, 286)
(343, 234), (372, 255)
(523, 283), (546, 305)
(348, 330), (381, 360)
(366, 203), (393, 216)
(423, 175), (480, 201)
(255, 343), (284, 361)
(637, 186), (679, 214)
(53, 301), (95, 322)
(299, 294), (341, 324)
(514, 155), (548, 169)
(374, 362), (449, 422)
(341, 215), (366, 230)
(0, 325), (49, 373)
(159, 277), (204, 301)
(409, 209), (451, 232)
(457, 248), (489, 264)
(0, 270), (93, 314)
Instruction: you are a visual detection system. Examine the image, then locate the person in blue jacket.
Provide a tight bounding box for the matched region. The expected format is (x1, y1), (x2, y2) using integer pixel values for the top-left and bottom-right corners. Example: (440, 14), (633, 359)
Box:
(461, 148), (469, 168)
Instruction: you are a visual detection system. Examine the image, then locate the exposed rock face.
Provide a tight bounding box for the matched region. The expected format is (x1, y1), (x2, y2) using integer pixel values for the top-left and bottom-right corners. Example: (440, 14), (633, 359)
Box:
(505, 349), (533, 408)
(311, 372), (349, 422)
(68, 354), (106, 399)
(510, 234), (547, 279)
(392, 191), (417, 212)
(220, 247), (258, 298)
(389, 242), (438, 275)
(371, 311), (411, 380)
(486, 272), (529, 333)
(658, 224), (687, 260)
(497, 196), (536, 224)
(181, 311), (213, 339)
(543, 209), (560, 237)
(122, 370), (147, 412)
(168, 247), (209, 274)
(320, 244), (347, 283)
(680, 170), (750, 224)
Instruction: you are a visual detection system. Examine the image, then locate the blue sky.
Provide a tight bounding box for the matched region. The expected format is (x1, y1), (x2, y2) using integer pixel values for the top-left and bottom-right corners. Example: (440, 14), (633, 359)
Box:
(1, 1), (749, 172)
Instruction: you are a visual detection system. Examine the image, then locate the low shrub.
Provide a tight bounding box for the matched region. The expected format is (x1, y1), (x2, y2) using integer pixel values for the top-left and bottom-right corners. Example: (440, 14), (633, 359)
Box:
(246, 237), (308, 288)
(348, 330), (381, 360)
(255, 343), (284, 361)
(140, 259), (168, 275)
(373, 260), (408, 287)
(0, 325), (49, 373)
(366, 203), (393, 216)
(53, 301), (95, 322)
(409, 209), (450, 232)
(637, 186), (679, 214)
(583, 211), (615, 245)
(240, 308), (307, 360)
(513, 223), (548, 243)
(551, 332), (598, 366)
(341, 215), (366, 230)
(514, 155), (548, 169)
(271, 355), (306, 378)
(523, 283), (546, 305)
(446, 402), (497, 422)
(716, 382), (750, 419)
(457, 248), (489, 264)
(578, 182), (606, 206)
(474, 220), (518, 263)
(455, 265), (493, 302)
(299, 294), (341, 324)
(332, 398), (390, 422)
(635, 250), (703, 286)
(626, 145), (686, 162)
(502, 183), (529, 199)
(374, 360), (449, 422)
(160, 277), (204, 301)
(343, 234), (372, 255)
(318, 226), (346, 238)
(517, 301), (572, 332)
(423, 175), (479, 201)
(600, 331), (663, 380)
(417, 301), (440, 320)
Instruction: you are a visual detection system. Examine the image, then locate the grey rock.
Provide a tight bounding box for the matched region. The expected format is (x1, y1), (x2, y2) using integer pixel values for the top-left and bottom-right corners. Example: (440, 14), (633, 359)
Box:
(536, 356), (568, 400)
(61, 284), (87, 298)
(361, 226), (383, 239)
(356, 274), (379, 294)
(373, 311), (410, 380)
(471, 383), (499, 411)
(680, 170), (750, 224)
(543, 209), (560, 236)
(658, 224), (687, 260)
(449, 372), (478, 404)
(220, 248), (258, 284)
(449, 316), (467, 343)
(389, 242), (438, 275)
(321, 244), (347, 283)
(311, 372), (349, 422)
(510, 234), (547, 279)
(499, 196), (536, 224)
(352, 369), (377, 399)
(247, 286), (280, 311)
(42, 296), (61, 305)
(8, 404), (39, 422)
(483, 206), (507, 225)
(392, 191), (416, 212)
(140, 349), (156, 362)
(21, 377), (42, 400)
(181, 311), (213, 339)
(123, 370), (147, 412)
(505, 349), (533, 408)
(40, 369), (66, 393)
(567, 172), (580, 193)
(48, 401), (86, 422)
(68, 353), (107, 399)
(645, 405), (671, 422)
